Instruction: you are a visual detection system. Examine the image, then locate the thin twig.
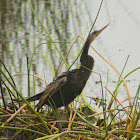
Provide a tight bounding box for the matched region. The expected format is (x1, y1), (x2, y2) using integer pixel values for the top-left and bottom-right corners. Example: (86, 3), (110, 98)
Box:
(105, 87), (131, 117)
(57, 36), (80, 76)
(1, 104), (27, 126)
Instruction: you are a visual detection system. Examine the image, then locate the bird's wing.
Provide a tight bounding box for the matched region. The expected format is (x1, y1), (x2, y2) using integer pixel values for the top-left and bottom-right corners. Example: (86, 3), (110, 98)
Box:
(36, 76), (67, 111)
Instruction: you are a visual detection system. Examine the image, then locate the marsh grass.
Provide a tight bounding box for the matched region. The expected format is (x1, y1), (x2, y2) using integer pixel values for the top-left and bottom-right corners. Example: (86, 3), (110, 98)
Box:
(0, 1), (140, 140)
(0, 35), (140, 140)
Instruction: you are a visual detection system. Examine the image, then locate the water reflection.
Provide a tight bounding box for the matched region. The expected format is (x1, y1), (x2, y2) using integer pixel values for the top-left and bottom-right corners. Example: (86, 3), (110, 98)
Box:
(0, 0), (89, 96)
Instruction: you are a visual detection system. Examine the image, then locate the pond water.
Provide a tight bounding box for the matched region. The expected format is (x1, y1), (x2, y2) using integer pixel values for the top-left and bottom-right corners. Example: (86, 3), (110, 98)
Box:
(0, 0), (140, 108)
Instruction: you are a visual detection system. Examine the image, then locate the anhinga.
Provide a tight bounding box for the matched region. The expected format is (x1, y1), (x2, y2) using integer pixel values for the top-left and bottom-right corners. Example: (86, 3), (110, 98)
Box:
(19, 25), (108, 111)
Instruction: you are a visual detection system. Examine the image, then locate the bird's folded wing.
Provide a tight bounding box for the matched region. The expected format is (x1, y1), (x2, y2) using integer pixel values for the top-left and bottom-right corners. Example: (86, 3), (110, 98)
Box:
(36, 76), (67, 110)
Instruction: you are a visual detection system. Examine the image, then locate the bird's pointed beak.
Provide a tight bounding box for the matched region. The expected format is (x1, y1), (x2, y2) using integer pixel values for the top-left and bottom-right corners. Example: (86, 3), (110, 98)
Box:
(95, 23), (109, 37)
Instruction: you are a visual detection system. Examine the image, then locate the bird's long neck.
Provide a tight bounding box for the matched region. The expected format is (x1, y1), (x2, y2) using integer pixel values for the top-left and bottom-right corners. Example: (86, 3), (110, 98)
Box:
(80, 38), (91, 61)
(79, 36), (94, 72)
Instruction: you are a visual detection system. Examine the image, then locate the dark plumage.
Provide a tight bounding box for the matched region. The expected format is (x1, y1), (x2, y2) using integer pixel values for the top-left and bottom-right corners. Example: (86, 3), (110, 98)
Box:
(22, 25), (108, 111)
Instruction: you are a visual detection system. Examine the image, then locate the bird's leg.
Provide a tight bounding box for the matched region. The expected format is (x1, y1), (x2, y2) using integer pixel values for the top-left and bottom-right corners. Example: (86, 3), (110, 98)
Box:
(65, 105), (71, 115)
(52, 106), (72, 130)
(52, 107), (70, 130)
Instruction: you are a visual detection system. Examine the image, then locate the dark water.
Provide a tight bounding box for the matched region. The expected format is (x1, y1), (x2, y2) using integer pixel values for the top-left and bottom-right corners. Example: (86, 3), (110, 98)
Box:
(0, 0), (140, 106)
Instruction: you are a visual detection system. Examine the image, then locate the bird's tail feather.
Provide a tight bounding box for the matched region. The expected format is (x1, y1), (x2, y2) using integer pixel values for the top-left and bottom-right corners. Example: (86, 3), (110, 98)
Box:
(26, 92), (44, 102)
(13, 91), (44, 102)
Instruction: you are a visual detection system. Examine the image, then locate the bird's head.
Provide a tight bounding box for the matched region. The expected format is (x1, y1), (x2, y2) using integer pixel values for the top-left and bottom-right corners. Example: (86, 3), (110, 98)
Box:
(87, 24), (109, 44)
